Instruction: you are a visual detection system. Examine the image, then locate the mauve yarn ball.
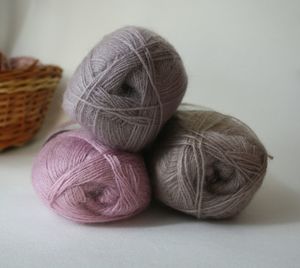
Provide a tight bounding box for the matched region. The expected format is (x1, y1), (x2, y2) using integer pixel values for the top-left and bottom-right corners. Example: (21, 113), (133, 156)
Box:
(63, 26), (187, 152)
(146, 110), (269, 219)
(32, 129), (151, 223)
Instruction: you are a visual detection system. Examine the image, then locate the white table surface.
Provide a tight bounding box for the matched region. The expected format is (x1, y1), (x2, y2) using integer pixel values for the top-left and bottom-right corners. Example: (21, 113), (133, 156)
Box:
(1, 0), (300, 267)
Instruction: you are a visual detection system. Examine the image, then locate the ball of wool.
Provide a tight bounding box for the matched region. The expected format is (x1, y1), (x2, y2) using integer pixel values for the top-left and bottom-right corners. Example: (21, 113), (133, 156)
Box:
(63, 26), (188, 152)
(146, 110), (269, 219)
(32, 129), (151, 223)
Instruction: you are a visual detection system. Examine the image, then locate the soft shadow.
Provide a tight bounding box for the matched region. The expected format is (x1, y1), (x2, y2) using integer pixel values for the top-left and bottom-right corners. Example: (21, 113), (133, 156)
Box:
(4, 0), (31, 54)
(85, 174), (300, 228)
(35, 75), (69, 140)
(216, 175), (300, 226)
(85, 201), (196, 229)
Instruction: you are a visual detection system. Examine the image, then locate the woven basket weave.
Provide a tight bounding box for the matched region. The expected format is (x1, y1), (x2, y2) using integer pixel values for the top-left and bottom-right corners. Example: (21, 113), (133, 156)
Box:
(0, 61), (62, 150)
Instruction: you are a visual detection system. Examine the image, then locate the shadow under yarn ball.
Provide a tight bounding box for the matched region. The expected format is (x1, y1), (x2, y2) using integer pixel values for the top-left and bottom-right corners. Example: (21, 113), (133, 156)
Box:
(63, 26), (187, 152)
(146, 110), (269, 219)
(32, 129), (151, 223)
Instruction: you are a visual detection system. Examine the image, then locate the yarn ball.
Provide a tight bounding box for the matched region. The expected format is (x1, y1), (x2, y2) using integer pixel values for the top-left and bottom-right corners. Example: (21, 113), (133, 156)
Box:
(32, 129), (151, 223)
(63, 26), (187, 152)
(146, 110), (269, 219)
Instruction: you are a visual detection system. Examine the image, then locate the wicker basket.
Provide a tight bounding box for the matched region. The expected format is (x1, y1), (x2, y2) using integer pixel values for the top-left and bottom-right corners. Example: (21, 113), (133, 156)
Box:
(0, 61), (62, 150)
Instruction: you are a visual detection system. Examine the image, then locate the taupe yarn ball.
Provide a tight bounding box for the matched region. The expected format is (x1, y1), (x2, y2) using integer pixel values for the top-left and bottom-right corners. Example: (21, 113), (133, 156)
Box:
(146, 110), (269, 219)
(63, 26), (187, 152)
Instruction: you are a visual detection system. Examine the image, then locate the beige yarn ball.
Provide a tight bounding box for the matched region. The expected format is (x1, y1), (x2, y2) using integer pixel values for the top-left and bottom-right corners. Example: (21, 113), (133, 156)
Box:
(146, 109), (269, 219)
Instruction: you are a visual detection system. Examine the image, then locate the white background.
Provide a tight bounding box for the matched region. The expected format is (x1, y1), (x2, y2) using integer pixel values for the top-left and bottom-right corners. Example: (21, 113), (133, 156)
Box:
(0, 0), (300, 267)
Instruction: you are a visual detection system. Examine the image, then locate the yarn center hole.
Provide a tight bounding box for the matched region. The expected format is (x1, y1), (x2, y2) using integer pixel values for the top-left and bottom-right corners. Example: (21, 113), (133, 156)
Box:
(85, 184), (118, 206)
(110, 82), (138, 98)
(205, 162), (241, 195)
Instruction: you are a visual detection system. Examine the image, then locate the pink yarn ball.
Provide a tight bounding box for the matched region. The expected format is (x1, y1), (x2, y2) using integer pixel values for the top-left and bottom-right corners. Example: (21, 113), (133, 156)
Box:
(32, 129), (151, 223)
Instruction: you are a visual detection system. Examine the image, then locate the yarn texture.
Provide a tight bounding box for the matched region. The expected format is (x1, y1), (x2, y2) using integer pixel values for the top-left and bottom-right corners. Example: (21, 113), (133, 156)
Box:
(32, 129), (151, 223)
(146, 110), (268, 219)
(63, 26), (187, 152)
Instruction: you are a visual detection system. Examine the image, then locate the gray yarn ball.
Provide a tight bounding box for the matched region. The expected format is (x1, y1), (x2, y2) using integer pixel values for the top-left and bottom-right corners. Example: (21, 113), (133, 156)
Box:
(63, 26), (187, 152)
(146, 110), (269, 219)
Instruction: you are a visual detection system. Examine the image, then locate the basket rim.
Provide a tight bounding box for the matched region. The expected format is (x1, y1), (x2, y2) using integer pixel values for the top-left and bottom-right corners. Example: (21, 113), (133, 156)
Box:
(0, 66), (63, 87)
(0, 65), (63, 94)
(0, 64), (63, 78)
